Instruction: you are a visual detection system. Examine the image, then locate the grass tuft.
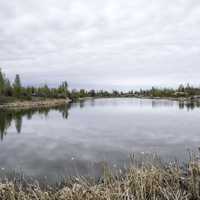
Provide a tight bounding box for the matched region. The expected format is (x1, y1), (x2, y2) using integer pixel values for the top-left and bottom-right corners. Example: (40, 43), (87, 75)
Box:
(1, 154), (200, 199)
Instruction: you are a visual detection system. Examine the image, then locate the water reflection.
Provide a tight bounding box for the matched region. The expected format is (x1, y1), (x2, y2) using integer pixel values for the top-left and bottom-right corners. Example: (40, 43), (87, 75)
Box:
(1, 99), (200, 140)
(151, 100), (174, 108)
(178, 101), (200, 111)
(0, 98), (200, 183)
(0, 105), (70, 140)
(151, 99), (200, 110)
(1, 99), (200, 141)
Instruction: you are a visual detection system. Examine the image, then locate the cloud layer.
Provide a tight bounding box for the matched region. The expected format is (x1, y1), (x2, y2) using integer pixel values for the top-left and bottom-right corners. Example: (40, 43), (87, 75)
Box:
(0, 0), (200, 89)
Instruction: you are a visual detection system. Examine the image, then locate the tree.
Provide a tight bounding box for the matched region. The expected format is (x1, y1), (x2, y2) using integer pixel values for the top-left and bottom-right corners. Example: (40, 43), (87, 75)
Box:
(79, 89), (86, 98)
(61, 81), (69, 97)
(4, 78), (13, 96)
(43, 84), (50, 97)
(13, 74), (22, 97)
(178, 84), (185, 92)
(0, 68), (5, 95)
(58, 81), (69, 98)
(89, 89), (95, 97)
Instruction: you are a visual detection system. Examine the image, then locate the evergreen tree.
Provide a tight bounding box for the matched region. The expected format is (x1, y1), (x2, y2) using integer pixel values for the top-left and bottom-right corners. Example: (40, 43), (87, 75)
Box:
(43, 84), (50, 97)
(4, 78), (12, 96)
(13, 74), (22, 97)
(0, 68), (5, 95)
(62, 81), (68, 97)
(58, 81), (69, 97)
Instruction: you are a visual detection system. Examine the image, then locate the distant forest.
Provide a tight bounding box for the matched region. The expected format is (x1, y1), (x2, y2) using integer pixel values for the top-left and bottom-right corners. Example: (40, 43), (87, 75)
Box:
(0, 68), (69, 101)
(1, 68), (200, 102)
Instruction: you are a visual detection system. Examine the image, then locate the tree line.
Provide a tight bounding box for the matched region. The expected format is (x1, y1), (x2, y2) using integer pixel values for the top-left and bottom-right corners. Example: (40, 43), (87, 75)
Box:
(135, 84), (200, 98)
(0, 68), (125, 101)
(1, 68), (200, 102)
(70, 84), (200, 99)
(0, 68), (69, 100)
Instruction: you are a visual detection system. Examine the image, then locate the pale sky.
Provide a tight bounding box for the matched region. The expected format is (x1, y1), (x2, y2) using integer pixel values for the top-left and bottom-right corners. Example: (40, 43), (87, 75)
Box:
(0, 0), (200, 90)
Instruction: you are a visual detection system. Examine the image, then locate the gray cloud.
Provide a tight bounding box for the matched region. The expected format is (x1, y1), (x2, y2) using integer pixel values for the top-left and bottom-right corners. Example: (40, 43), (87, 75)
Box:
(0, 0), (200, 89)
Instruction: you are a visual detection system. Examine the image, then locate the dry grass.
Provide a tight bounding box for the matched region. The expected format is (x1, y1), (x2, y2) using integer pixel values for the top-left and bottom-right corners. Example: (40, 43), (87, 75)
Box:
(1, 154), (200, 200)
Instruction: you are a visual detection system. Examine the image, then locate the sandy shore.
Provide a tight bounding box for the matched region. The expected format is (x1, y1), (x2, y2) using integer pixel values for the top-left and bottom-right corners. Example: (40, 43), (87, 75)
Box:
(0, 98), (71, 110)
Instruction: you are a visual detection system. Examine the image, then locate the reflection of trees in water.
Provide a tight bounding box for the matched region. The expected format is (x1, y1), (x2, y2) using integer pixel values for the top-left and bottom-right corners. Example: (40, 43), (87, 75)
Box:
(0, 111), (12, 140)
(150, 100), (200, 111)
(80, 100), (85, 108)
(15, 113), (22, 133)
(58, 104), (70, 119)
(1, 100), (199, 140)
(0, 104), (70, 140)
(178, 101), (200, 111)
(151, 100), (174, 108)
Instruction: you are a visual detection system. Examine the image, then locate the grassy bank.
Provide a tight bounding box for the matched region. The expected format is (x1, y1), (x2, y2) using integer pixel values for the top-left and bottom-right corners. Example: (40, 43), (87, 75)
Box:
(1, 154), (200, 200)
(0, 98), (71, 110)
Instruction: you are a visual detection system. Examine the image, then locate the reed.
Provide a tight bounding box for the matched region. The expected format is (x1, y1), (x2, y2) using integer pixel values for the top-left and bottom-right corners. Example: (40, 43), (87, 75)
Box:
(0, 153), (200, 200)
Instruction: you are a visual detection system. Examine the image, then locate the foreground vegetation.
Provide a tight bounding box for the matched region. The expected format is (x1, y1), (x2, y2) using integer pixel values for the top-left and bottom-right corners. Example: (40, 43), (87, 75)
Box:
(1, 153), (200, 200)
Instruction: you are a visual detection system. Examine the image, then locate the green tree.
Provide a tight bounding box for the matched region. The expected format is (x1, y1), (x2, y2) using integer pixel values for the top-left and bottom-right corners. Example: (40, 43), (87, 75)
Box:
(43, 84), (50, 97)
(0, 68), (5, 95)
(13, 74), (22, 97)
(58, 81), (69, 98)
(79, 89), (86, 98)
(4, 78), (13, 96)
(89, 89), (95, 97)
(61, 81), (69, 97)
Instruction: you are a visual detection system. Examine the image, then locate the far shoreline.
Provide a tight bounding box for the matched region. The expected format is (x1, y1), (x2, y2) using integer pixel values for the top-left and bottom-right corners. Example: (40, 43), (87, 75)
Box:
(77, 95), (200, 102)
(0, 95), (199, 110)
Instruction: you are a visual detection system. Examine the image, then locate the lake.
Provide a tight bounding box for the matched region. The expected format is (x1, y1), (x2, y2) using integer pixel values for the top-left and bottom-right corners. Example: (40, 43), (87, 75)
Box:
(0, 98), (200, 183)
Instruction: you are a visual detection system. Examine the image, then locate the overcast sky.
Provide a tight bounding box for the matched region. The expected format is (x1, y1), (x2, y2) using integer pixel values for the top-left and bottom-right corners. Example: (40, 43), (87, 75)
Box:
(0, 0), (200, 90)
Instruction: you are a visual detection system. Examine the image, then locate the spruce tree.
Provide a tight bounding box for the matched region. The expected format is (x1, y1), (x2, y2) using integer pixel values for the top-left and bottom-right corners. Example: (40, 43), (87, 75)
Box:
(13, 74), (22, 97)
(0, 68), (5, 95)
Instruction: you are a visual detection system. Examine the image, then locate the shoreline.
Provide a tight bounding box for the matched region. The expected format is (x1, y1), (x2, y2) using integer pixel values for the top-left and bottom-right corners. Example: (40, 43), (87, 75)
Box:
(0, 98), (72, 110)
(0, 96), (199, 110)
(78, 96), (200, 102)
(0, 156), (199, 199)
(136, 96), (200, 103)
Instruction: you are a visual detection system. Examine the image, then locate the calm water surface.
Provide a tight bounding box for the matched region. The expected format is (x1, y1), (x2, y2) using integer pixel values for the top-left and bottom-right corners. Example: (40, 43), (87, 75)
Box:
(0, 98), (200, 182)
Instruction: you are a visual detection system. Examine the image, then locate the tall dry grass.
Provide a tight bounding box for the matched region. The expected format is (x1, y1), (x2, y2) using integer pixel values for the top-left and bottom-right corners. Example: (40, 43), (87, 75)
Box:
(0, 153), (200, 200)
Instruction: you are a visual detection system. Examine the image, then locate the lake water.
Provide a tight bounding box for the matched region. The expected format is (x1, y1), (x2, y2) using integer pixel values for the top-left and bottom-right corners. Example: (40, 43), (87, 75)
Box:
(0, 98), (200, 183)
